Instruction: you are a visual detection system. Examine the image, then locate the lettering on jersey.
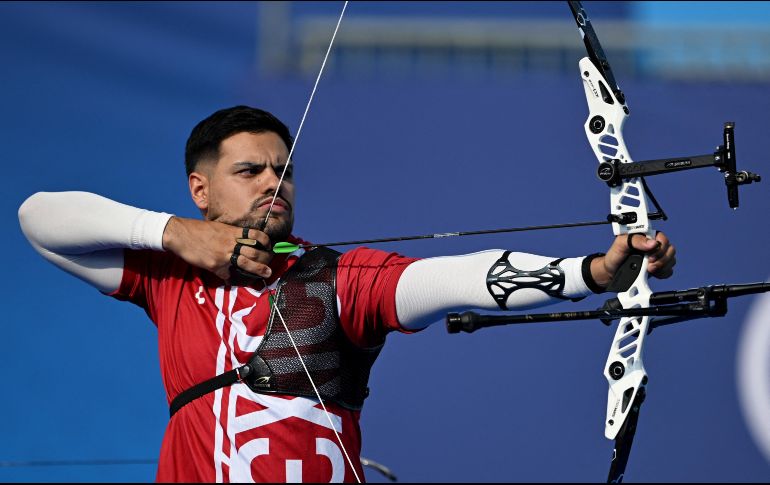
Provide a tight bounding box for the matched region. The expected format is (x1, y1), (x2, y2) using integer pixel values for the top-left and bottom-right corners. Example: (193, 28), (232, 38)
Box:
(231, 437), (344, 483)
(212, 285), (347, 482)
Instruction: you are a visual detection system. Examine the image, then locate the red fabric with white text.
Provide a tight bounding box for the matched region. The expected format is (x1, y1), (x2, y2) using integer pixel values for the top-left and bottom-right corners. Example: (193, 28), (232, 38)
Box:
(109, 237), (417, 482)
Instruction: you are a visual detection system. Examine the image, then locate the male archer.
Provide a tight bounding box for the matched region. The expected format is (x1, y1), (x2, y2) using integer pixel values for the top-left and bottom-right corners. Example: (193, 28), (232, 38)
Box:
(18, 105), (675, 482)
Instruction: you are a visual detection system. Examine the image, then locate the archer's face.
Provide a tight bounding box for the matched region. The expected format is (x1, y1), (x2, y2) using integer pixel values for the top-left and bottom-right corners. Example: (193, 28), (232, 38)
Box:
(192, 131), (295, 241)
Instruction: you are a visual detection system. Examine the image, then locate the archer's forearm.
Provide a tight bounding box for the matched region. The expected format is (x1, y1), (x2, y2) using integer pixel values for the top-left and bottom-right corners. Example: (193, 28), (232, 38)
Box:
(395, 250), (598, 330)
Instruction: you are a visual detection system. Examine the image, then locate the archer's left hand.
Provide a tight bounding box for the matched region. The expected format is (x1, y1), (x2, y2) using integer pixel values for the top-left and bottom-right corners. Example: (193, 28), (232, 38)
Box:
(591, 232), (676, 289)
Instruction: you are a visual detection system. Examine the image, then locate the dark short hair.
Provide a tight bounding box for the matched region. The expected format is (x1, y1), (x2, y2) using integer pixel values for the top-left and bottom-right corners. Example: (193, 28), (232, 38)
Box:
(184, 105), (294, 176)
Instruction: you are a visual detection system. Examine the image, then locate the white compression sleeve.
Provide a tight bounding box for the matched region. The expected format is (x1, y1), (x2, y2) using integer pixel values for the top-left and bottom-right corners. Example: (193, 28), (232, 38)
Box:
(18, 191), (173, 294)
(395, 249), (593, 330)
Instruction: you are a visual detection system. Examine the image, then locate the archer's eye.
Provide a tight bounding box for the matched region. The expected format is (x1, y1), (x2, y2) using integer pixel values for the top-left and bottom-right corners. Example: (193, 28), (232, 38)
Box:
(236, 165), (262, 176)
(276, 164), (294, 179)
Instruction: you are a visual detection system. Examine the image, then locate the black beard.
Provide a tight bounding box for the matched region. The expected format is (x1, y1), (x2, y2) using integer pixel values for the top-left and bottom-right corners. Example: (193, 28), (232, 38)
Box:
(226, 213), (293, 243)
(206, 195), (294, 243)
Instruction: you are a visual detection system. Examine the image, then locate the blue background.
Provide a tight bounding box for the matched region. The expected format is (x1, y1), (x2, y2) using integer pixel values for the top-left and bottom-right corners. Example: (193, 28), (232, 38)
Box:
(2, 1), (769, 482)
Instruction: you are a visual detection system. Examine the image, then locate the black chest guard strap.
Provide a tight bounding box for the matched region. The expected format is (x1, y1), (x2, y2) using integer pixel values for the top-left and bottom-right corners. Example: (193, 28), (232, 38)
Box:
(169, 362), (254, 418)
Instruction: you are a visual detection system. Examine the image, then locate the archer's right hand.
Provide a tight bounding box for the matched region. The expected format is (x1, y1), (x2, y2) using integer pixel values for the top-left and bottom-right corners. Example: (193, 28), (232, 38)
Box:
(161, 217), (273, 280)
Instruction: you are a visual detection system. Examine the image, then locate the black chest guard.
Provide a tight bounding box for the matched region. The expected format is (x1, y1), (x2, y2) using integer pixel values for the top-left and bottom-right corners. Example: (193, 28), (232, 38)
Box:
(246, 246), (382, 410)
(169, 247), (382, 417)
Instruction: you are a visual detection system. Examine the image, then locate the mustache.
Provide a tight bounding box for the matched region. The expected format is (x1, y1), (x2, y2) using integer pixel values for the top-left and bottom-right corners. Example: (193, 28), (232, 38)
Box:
(252, 195), (293, 213)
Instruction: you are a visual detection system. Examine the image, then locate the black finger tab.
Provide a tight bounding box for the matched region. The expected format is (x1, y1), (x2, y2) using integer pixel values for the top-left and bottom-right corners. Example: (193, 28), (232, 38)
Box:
(236, 226), (267, 251)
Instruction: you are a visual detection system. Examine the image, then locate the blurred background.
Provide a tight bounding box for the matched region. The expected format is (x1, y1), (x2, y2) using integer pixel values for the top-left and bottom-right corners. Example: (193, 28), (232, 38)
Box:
(2, 1), (769, 482)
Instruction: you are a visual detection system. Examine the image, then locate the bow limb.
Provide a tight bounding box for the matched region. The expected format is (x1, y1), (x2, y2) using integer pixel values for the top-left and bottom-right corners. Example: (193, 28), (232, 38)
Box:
(571, 3), (655, 481)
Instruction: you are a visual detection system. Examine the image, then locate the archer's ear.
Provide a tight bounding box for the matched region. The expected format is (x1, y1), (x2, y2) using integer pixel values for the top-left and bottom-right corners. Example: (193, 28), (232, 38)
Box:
(189, 171), (209, 211)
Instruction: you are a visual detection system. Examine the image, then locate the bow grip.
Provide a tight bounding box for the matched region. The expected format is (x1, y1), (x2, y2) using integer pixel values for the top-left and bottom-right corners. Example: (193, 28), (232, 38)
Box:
(605, 249), (645, 293)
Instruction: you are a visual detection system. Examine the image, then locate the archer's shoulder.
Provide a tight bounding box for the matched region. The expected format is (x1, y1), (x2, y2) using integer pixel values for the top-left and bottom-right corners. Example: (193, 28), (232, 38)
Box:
(338, 246), (420, 269)
(124, 247), (172, 274)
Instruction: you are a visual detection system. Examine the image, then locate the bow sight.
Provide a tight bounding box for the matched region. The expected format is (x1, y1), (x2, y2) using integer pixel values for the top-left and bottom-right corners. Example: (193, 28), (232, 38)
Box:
(596, 122), (761, 209)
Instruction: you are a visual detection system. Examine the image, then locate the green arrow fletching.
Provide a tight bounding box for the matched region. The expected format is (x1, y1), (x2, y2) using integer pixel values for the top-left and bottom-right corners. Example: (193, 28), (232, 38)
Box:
(273, 242), (301, 254)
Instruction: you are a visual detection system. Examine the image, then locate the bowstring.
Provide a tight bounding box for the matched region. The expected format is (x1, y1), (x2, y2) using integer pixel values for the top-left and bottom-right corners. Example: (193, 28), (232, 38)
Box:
(263, 2), (348, 227)
(260, 2), (361, 482)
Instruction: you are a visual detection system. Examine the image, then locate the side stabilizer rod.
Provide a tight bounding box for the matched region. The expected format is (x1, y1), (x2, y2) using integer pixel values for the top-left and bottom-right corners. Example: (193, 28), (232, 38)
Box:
(446, 282), (770, 334)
